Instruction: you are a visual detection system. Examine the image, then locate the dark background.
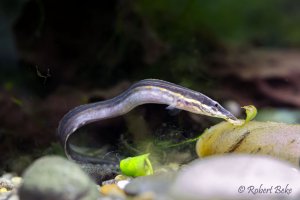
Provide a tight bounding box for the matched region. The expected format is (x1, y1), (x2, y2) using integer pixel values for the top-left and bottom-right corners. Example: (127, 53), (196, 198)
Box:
(1, 0), (300, 174)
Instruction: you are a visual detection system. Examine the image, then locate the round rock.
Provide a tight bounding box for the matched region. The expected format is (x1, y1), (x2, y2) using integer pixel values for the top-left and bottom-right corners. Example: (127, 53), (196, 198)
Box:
(169, 155), (300, 200)
(18, 156), (99, 200)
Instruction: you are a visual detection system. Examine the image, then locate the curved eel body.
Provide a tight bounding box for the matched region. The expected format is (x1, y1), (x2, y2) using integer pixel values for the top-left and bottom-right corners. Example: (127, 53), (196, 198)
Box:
(57, 79), (241, 182)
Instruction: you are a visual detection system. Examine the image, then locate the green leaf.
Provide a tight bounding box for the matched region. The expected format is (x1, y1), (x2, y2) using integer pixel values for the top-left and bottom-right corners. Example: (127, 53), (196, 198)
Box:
(242, 105), (257, 123)
(120, 153), (153, 177)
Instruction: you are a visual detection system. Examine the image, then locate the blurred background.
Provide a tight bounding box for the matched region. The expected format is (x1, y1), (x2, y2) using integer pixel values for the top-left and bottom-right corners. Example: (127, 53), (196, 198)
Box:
(1, 0), (300, 174)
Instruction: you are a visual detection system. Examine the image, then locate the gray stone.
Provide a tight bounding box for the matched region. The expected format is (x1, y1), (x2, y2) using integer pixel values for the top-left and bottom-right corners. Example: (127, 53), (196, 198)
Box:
(124, 172), (175, 200)
(18, 156), (99, 200)
(169, 155), (300, 200)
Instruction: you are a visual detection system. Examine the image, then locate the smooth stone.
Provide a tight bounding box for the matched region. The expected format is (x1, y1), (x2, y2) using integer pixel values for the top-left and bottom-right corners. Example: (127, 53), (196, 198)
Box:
(124, 172), (175, 200)
(196, 121), (300, 167)
(117, 180), (130, 190)
(100, 184), (126, 199)
(11, 177), (22, 187)
(169, 155), (300, 200)
(18, 156), (99, 200)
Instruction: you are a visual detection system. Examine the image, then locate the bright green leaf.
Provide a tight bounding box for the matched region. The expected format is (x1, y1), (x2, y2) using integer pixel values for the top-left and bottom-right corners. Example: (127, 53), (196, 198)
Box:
(242, 105), (257, 124)
(120, 153), (153, 177)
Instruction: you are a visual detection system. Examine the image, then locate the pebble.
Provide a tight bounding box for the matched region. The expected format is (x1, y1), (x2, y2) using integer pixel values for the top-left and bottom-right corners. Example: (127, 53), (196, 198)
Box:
(0, 174), (21, 200)
(133, 191), (155, 200)
(0, 187), (8, 193)
(102, 175), (131, 189)
(100, 184), (126, 199)
(102, 179), (118, 185)
(18, 156), (99, 200)
(114, 175), (130, 181)
(169, 155), (300, 200)
(11, 177), (22, 187)
(0, 178), (14, 190)
(124, 172), (175, 200)
(117, 180), (130, 190)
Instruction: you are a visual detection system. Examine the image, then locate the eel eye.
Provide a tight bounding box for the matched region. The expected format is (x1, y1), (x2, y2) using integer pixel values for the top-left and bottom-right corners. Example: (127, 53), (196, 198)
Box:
(214, 103), (218, 107)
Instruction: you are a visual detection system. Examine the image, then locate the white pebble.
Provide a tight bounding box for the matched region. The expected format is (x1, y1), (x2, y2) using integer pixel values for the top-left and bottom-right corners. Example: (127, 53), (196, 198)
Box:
(117, 180), (130, 189)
